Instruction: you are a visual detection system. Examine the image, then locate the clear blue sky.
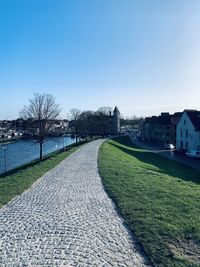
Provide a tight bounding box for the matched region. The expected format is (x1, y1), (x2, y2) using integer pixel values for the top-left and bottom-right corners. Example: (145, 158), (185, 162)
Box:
(0, 0), (200, 119)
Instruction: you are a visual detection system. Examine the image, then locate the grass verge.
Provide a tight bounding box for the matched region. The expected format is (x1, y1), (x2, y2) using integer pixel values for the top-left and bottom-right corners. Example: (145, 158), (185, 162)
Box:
(98, 136), (200, 267)
(0, 138), (94, 209)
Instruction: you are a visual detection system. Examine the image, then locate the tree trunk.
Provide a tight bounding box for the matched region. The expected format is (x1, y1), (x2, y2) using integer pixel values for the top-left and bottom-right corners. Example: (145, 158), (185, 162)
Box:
(40, 142), (43, 160)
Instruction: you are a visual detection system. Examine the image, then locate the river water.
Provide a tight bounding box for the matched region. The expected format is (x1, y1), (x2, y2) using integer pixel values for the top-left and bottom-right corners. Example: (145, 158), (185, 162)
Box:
(0, 136), (75, 174)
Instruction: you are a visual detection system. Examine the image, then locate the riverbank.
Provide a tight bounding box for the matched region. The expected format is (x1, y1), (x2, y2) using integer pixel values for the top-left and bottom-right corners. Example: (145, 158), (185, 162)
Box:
(0, 137), (99, 208)
(98, 136), (200, 267)
(0, 136), (31, 144)
(0, 138), (149, 266)
(0, 148), (76, 208)
(0, 147), (77, 208)
(0, 133), (72, 145)
(0, 136), (76, 174)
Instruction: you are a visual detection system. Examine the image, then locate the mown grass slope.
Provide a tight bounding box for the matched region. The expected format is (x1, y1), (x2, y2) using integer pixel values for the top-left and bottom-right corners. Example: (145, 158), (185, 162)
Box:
(98, 136), (200, 267)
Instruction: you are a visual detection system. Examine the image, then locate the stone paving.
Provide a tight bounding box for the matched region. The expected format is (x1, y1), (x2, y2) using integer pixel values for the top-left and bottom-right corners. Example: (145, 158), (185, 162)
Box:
(0, 139), (150, 266)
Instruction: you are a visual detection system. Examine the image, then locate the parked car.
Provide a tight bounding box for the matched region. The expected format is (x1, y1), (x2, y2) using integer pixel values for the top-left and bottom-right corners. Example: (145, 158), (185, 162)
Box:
(164, 143), (175, 150)
(186, 150), (200, 158)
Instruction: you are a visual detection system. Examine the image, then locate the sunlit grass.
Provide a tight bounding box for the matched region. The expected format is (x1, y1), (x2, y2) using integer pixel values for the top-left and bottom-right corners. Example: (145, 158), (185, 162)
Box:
(0, 146), (79, 208)
(98, 136), (200, 267)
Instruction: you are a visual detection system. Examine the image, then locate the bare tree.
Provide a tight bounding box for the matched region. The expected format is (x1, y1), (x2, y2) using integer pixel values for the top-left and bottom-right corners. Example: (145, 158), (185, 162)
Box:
(69, 108), (81, 145)
(20, 93), (61, 160)
(94, 107), (111, 136)
(78, 111), (95, 138)
(97, 106), (112, 116)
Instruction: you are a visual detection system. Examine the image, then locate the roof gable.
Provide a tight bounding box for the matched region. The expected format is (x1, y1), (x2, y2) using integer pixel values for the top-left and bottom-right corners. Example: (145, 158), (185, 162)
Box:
(184, 110), (200, 131)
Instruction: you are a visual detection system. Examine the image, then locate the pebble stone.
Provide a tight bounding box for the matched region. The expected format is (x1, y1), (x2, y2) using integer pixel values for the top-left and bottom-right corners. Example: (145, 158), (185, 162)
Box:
(0, 139), (150, 266)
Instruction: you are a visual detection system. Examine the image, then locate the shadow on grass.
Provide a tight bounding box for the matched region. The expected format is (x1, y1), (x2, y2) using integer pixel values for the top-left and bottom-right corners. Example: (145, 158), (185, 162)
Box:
(110, 136), (200, 185)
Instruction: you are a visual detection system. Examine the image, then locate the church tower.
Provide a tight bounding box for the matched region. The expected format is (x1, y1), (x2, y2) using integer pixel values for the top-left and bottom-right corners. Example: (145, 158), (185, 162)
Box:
(113, 106), (120, 134)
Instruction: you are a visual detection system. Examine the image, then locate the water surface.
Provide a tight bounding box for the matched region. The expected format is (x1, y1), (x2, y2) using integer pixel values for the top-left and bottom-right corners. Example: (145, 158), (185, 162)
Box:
(0, 136), (75, 174)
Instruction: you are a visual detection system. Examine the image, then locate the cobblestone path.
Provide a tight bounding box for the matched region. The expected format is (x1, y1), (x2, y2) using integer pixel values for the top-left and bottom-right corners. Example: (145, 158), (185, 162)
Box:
(0, 139), (150, 267)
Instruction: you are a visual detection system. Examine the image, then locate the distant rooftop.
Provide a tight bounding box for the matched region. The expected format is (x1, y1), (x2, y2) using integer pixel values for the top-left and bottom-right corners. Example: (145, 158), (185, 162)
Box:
(145, 112), (182, 125)
(184, 110), (200, 131)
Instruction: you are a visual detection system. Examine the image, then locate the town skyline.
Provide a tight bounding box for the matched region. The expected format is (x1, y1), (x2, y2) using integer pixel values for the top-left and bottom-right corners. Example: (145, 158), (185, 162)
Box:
(1, 101), (199, 121)
(1, 0), (200, 119)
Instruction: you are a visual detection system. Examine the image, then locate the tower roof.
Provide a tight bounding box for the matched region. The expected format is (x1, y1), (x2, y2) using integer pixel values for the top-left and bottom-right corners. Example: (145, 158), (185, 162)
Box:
(114, 106), (120, 114)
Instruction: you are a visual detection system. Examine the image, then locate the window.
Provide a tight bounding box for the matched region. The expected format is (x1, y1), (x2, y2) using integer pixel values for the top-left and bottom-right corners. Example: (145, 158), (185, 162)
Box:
(184, 119), (186, 125)
(180, 141), (183, 148)
(186, 142), (188, 150)
(186, 130), (188, 138)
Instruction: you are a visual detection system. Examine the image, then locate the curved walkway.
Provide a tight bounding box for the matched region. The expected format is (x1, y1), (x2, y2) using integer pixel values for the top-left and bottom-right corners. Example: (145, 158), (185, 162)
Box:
(0, 139), (149, 266)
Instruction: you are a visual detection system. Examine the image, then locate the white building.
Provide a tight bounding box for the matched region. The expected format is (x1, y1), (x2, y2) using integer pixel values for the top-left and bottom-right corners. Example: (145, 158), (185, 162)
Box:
(176, 110), (200, 151)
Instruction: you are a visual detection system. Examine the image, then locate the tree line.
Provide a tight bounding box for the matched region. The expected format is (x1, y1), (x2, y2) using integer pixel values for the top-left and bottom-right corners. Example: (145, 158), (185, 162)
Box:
(20, 93), (117, 160)
(69, 107), (115, 144)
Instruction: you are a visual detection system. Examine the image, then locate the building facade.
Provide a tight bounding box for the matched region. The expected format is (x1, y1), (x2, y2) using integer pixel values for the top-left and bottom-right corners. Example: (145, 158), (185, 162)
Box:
(142, 112), (181, 146)
(93, 106), (120, 136)
(176, 110), (200, 152)
(112, 106), (120, 135)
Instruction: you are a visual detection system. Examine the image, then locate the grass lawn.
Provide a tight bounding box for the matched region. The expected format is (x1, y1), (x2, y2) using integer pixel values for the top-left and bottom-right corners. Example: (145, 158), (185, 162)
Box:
(0, 145), (79, 209)
(98, 136), (200, 267)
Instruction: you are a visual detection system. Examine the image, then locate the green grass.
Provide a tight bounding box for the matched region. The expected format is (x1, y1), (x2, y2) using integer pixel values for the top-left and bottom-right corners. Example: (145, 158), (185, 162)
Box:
(98, 136), (200, 267)
(0, 137), (100, 208)
(0, 144), (81, 209)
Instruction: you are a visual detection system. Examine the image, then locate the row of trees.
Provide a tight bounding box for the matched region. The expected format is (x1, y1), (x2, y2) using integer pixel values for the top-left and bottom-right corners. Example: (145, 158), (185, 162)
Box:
(20, 93), (114, 160)
(20, 92), (142, 161)
(69, 107), (114, 144)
